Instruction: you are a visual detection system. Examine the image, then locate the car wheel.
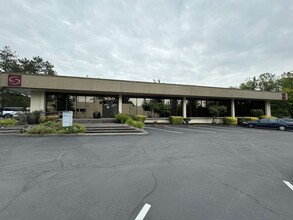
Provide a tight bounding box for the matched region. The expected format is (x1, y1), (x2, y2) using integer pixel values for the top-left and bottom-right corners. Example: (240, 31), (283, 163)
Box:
(3, 114), (12, 119)
(278, 125), (286, 131)
(248, 123), (254, 128)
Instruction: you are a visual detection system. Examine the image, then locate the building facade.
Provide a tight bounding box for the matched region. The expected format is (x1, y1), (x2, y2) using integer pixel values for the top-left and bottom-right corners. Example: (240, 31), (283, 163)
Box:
(0, 73), (287, 123)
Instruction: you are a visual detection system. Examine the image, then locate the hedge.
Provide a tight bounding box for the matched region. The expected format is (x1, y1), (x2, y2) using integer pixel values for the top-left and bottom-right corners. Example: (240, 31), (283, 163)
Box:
(134, 115), (146, 122)
(237, 117), (259, 124)
(115, 113), (130, 123)
(0, 118), (16, 126)
(114, 113), (145, 129)
(125, 118), (145, 129)
(169, 116), (183, 125)
(39, 115), (59, 123)
(28, 121), (85, 134)
(260, 115), (277, 119)
(223, 117), (238, 125)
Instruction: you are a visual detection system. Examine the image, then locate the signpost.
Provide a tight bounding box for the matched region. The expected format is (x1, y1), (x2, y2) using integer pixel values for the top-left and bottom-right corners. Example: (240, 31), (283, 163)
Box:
(62, 111), (73, 127)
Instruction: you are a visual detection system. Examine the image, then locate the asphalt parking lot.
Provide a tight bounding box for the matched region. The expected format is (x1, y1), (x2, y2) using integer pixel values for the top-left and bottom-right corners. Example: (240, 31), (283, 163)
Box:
(0, 125), (293, 220)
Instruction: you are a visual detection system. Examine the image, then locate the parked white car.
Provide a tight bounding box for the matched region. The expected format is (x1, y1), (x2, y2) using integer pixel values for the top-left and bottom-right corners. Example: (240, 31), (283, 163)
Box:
(0, 107), (25, 119)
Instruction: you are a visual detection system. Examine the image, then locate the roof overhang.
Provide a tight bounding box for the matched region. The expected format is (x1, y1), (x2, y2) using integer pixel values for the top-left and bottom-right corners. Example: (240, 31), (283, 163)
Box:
(0, 73), (286, 101)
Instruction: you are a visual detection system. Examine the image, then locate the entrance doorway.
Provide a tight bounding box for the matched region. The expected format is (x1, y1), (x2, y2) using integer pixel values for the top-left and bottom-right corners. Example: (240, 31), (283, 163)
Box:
(102, 99), (118, 118)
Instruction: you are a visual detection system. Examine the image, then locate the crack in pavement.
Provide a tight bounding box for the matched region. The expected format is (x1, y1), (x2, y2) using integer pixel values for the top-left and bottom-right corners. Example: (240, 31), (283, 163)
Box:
(56, 151), (67, 161)
(129, 170), (157, 220)
(212, 174), (291, 220)
(0, 138), (97, 215)
(0, 170), (60, 215)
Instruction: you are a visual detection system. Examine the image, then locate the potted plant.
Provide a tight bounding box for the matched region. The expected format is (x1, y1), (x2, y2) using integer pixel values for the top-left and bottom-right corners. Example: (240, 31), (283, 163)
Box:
(183, 118), (191, 124)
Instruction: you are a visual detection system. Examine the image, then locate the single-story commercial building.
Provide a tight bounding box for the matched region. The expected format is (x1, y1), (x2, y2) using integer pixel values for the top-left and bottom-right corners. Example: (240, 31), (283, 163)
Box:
(0, 73), (288, 123)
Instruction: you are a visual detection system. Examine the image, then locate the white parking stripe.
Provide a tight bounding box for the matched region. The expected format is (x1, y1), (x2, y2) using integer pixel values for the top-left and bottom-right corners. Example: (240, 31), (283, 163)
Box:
(283, 180), (293, 191)
(165, 126), (217, 134)
(198, 127), (245, 133)
(135, 203), (151, 220)
(146, 127), (183, 134)
(234, 128), (272, 133)
(204, 126), (271, 133)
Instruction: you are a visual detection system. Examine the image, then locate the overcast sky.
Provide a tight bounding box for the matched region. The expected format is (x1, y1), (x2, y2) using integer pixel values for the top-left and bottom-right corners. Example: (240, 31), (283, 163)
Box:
(0, 0), (292, 87)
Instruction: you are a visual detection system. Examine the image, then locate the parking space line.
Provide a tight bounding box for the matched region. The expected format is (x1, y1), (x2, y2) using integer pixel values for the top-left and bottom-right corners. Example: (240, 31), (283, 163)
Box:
(165, 126), (217, 134)
(135, 203), (151, 220)
(283, 180), (293, 191)
(146, 127), (183, 134)
(196, 127), (245, 133)
(202, 126), (271, 133)
(232, 128), (272, 133)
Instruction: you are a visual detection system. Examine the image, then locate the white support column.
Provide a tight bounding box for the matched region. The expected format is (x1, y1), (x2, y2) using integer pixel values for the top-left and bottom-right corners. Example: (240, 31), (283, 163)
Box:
(30, 91), (46, 112)
(183, 97), (187, 118)
(265, 100), (271, 116)
(231, 99), (235, 117)
(118, 93), (122, 114)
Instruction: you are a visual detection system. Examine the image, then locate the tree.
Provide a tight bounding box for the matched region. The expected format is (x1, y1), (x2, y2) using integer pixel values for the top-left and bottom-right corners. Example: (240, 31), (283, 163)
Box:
(207, 105), (227, 124)
(0, 46), (57, 108)
(0, 46), (57, 75)
(274, 71), (293, 117)
(0, 89), (30, 108)
(237, 71), (293, 117)
(258, 73), (280, 92)
(250, 109), (264, 118)
(239, 76), (258, 90)
(0, 46), (21, 72)
(239, 73), (279, 92)
(142, 99), (171, 117)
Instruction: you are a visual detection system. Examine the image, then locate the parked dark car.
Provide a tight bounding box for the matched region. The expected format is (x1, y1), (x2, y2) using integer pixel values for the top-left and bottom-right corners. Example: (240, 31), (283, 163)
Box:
(243, 118), (293, 131)
(281, 118), (293, 123)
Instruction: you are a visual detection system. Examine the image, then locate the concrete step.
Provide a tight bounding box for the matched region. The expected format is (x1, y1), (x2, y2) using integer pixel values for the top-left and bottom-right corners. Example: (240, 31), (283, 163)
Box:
(84, 124), (129, 128)
(0, 126), (22, 134)
(74, 118), (116, 123)
(0, 130), (20, 133)
(86, 128), (137, 132)
(82, 123), (144, 134)
(85, 126), (142, 133)
(85, 129), (142, 133)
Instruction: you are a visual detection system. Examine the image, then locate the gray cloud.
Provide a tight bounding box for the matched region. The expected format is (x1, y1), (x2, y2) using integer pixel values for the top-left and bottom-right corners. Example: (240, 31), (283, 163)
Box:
(0, 0), (292, 87)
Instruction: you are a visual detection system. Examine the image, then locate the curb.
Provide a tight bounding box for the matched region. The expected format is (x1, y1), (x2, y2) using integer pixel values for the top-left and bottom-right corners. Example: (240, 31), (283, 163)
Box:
(13, 129), (148, 137)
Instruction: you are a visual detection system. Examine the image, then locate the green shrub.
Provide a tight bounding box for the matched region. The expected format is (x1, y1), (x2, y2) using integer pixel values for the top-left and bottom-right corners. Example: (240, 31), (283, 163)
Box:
(169, 116), (183, 125)
(125, 118), (145, 129)
(223, 117), (238, 125)
(133, 120), (144, 129)
(237, 117), (259, 124)
(125, 118), (135, 127)
(115, 113), (130, 123)
(116, 113), (145, 129)
(16, 113), (28, 125)
(134, 115), (146, 122)
(0, 118), (16, 126)
(250, 109), (264, 118)
(183, 118), (191, 124)
(39, 115), (59, 123)
(28, 122), (85, 134)
(27, 110), (42, 124)
(260, 115), (277, 119)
